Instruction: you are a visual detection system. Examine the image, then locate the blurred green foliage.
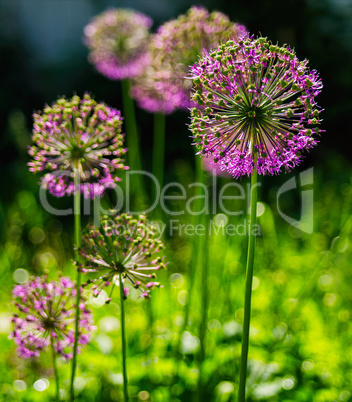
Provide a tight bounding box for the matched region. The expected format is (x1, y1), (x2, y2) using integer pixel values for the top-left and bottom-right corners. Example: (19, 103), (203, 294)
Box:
(1, 109), (352, 401)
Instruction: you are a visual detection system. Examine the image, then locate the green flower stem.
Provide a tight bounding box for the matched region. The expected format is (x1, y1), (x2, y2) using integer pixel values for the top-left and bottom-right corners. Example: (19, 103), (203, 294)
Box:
(149, 112), (165, 354)
(119, 272), (129, 402)
(70, 171), (81, 401)
(146, 300), (155, 380)
(178, 157), (205, 343)
(152, 112), (166, 204)
(238, 167), (258, 402)
(121, 79), (145, 207)
(51, 338), (60, 401)
(197, 212), (210, 402)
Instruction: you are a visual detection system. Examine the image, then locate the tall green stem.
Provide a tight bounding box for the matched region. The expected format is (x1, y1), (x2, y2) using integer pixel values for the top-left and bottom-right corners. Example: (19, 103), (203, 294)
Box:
(51, 338), (60, 401)
(238, 168), (258, 402)
(119, 272), (129, 401)
(121, 79), (145, 207)
(178, 157), (205, 344)
(152, 112), (166, 205)
(70, 171), (81, 401)
(196, 212), (209, 402)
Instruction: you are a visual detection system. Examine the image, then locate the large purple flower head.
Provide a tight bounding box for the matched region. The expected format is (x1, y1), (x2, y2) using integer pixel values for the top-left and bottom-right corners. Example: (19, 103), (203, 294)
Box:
(28, 94), (128, 199)
(132, 6), (248, 114)
(78, 213), (167, 300)
(189, 37), (323, 178)
(84, 8), (152, 80)
(10, 276), (94, 360)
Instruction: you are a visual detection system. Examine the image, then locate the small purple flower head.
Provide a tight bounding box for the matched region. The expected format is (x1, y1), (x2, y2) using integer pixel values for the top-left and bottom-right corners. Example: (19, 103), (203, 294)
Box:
(28, 94), (128, 199)
(78, 213), (166, 300)
(132, 6), (248, 114)
(84, 8), (153, 80)
(189, 37), (323, 178)
(10, 275), (94, 360)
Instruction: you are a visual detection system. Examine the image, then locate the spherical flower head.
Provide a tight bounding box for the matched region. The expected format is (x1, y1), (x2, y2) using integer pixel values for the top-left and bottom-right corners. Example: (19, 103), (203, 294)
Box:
(10, 275), (95, 360)
(189, 37), (323, 178)
(78, 213), (167, 300)
(28, 94), (128, 199)
(132, 6), (248, 114)
(84, 8), (153, 80)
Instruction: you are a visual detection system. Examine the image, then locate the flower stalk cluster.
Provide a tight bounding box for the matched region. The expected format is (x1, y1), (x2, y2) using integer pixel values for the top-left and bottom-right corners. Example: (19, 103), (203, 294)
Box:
(189, 37), (323, 177)
(28, 94), (128, 198)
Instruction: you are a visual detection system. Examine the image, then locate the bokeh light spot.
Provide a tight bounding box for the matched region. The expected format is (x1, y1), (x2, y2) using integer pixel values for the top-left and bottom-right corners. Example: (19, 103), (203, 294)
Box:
(302, 359), (314, 372)
(73, 377), (86, 392)
(340, 391), (351, 401)
(95, 334), (113, 354)
(89, 290), (108, 308)
(29, 226), (45, 244)
(256, 202), (265, 217)
(223, 320), (241, 337)
(323, 293), (337, 306)
(178, 290), (188, 305)
(318, 274), (333, 290)
(252, 276), (260, 290)
(0, 313), (12, 333)
(13, 380), (26, 392)
(180, 332), (199, 354)
(208, 319), (221, 332)
(138, 390), (150, 400)
(170, 273), (183, 288)
(99, 316), (120, 332)
(213, 213), (229, 227)
(216, 381), (234, 395)
(13, 268), (28, 284)
(282, 377), (295, 390)
(33, 379), (47, 392)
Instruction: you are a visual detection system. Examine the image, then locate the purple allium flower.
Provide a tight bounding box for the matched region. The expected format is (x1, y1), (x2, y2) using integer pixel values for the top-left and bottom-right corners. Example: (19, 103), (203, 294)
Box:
(189, 37), (323, 178)
(10, 276), (94, 360)
(28, 94), (128, 199)
(84, 8), (152, 80)
(132, 6), (248, 114)
(78, 213), (166, 300)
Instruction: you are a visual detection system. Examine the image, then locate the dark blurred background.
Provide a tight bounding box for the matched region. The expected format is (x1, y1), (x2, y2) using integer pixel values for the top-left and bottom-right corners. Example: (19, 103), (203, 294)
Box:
(0, 0), (351, 207)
